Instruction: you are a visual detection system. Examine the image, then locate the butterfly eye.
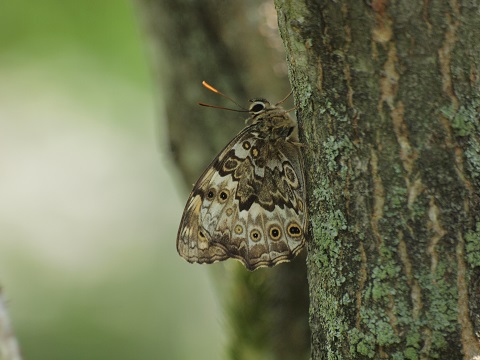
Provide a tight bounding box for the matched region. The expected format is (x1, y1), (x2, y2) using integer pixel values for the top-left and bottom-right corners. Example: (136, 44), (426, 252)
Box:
(287, 223), (302, 238)
(250, 229), (262, 242)
(234, 224), (243, 234)
(218, 189), (230, 203)
(206, 189), (216, 200)
(249, 102), (266, 114)
(268, 225), (282, 241)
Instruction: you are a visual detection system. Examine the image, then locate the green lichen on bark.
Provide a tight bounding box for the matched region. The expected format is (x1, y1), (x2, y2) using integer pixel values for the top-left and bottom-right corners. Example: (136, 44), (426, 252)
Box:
(465, 222), (480, 268)
(276, 0), (480, 358)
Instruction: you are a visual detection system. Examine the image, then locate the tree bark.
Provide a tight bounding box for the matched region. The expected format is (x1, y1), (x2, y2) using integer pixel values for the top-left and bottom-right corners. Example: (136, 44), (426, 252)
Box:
(274, 0), (480, 359)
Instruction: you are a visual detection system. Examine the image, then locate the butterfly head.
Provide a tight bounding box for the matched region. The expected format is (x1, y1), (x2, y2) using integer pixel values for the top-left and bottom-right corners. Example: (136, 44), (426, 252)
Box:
(246, 98), (298, 142)
(247, 99), (284, 123)
(248, 98), (271, 115)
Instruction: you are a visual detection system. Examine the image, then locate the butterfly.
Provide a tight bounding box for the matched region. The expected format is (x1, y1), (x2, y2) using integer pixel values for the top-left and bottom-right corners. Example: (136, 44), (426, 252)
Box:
(177, 82), (307, 271)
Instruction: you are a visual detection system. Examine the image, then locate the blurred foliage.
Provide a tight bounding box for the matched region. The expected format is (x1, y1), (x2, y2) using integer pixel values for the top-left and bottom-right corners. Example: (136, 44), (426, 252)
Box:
(0, 1), (224, 359)
(0, 0), (148, 85)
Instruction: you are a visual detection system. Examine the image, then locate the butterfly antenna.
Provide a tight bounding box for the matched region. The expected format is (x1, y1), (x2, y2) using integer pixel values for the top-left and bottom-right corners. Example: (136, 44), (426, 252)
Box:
(284, 105), (299, 113)
(197, 102), (248, 112)
(201, 81), (247, 110)
(275, 90), (293, 106)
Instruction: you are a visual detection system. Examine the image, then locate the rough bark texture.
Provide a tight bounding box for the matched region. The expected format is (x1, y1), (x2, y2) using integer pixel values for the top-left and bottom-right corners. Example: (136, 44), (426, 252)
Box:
(135, 1), (310, 359)
(274, 0), (480, 359)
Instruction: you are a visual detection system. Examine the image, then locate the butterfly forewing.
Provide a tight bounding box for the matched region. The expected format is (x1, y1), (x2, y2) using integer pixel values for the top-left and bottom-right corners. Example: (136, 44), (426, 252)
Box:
(177, 98), (306, 271)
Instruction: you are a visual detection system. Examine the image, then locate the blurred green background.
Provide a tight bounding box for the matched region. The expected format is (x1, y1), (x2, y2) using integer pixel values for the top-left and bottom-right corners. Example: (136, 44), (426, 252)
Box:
(0, 1), (225, 359)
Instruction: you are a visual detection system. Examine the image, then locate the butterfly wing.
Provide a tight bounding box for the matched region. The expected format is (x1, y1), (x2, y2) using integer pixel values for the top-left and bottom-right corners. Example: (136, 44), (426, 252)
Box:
(177, 126), (306, 270)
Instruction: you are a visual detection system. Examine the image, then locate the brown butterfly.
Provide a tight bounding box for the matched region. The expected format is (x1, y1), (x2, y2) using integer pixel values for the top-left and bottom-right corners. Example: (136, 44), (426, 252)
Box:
(177, 82), (306, 270)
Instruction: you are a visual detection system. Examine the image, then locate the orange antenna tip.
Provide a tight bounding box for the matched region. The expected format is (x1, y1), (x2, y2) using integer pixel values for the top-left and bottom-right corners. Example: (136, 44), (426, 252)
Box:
(199, 81), (246, 110)
(201, 81), (220, 94)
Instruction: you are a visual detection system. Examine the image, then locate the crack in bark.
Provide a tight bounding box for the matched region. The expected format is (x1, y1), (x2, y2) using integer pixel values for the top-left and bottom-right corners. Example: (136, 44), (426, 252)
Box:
(391, 101), (419, 176)
(427, 196), (447, 277)
(398, 234), (424, 320)
(438, 9), (460, 111)
(370, 147), (385, 248)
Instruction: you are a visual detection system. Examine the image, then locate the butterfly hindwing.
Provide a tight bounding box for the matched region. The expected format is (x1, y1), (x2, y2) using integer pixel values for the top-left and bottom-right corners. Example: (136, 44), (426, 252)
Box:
(177, 96), (307, 270)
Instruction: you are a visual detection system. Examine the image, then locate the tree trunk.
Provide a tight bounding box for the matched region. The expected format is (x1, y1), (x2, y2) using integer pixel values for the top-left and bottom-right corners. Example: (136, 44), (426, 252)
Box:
(274, 0), (480, 359)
